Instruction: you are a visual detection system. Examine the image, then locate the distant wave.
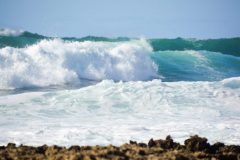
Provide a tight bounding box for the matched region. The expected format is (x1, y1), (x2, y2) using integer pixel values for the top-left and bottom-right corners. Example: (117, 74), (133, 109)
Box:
(0, 29), (240, 56)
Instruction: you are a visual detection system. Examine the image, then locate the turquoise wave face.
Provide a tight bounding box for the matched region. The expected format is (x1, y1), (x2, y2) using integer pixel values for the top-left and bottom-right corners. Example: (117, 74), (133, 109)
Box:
(151, 50), (240, 81)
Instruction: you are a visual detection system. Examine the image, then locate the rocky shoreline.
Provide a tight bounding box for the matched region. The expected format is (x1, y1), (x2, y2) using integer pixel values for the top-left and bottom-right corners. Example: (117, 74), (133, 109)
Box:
(0, 135), (239, 160)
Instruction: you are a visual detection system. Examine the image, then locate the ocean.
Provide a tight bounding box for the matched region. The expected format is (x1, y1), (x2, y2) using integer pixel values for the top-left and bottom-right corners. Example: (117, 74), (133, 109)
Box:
(0, 29), (240, 146)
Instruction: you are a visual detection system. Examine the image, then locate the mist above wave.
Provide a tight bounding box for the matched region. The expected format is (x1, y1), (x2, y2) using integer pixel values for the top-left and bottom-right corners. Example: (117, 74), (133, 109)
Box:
(0, 28), (24, 36)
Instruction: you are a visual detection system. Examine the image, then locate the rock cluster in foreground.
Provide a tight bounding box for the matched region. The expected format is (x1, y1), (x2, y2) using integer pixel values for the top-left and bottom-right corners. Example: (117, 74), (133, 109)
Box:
(0, 135), (240, 160)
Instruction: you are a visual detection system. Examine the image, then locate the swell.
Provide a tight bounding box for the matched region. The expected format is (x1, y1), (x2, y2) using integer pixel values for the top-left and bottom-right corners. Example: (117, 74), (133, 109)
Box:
(0, 29), (240, 57)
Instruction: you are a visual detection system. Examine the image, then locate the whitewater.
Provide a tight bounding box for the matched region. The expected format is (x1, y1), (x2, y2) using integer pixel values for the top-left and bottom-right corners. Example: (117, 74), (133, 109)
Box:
(0, 30), (240, 146)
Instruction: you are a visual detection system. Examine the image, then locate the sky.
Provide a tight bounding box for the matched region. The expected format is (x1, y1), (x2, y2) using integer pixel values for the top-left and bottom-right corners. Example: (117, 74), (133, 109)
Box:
(0, 0), (239, 38)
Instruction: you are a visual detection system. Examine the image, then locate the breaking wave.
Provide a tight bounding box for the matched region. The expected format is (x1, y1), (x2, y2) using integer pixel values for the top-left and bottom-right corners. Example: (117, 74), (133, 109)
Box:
(0, 29), (240, 89)
(0, 39), (158, 89)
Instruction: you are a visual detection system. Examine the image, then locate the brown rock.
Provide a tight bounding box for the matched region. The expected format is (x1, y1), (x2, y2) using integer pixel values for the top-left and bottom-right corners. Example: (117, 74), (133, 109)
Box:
(210, 142), (225, 153)
(36, 144), (48, 154)
(0, 135), (239, 160)
(148, 138), (156, 147)
(7, 143), (16, 148)
(138, 143), (147, 148)
(184, 135), (210, 152)
(129, 140), (137, 145)
(68, 145), (81, 152)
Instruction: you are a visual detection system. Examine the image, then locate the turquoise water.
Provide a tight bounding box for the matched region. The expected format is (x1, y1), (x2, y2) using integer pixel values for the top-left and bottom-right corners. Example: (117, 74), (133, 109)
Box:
(151, 50), (240, 81)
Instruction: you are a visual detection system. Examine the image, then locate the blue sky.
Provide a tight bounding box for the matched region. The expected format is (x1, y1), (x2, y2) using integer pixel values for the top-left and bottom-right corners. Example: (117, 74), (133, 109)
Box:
(0, 0), (239, 38)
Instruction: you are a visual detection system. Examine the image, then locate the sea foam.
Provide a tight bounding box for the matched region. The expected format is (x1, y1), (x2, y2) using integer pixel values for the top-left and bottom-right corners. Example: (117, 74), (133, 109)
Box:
(0, 77), (239, 146)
